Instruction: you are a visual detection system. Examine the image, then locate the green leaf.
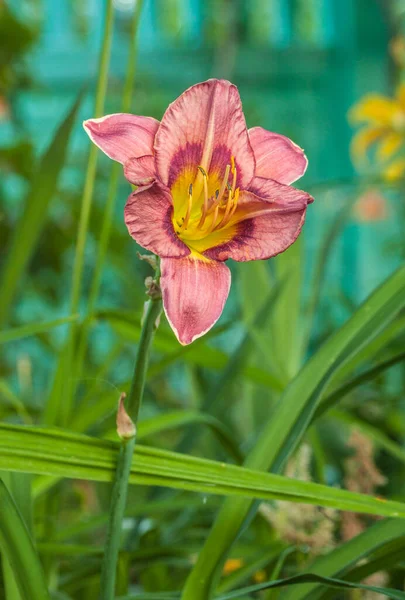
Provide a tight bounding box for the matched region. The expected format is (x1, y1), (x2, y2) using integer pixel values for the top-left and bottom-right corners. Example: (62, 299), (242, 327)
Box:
(302, 200), (352, 350)
(0, 479), (50, 600)
(182, 263), (405, 599)
(0, 94), (83, 326)
(205, 281), (285, 414)
(0, 315), (78, 345)
(1, 424), (405, 519)
(214, 573), (405, 600)
(281, 518), (405, 600)
(269, 238), (303, 380)
(314, 349), (405, 421)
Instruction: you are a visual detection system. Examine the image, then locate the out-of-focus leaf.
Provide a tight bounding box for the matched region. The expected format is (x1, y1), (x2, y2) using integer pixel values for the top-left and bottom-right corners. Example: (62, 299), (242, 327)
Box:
(214, 572), (405, 600)
(314, 349), (405, 420)
(331, 409), (405, 466)
(0, 479), (50, 600)
(0, 315), (78, 345)
(182, 264), (405, 599)
(99, 310), (283, 391)
(281, 519), (405, 600)
(269, 238), (303, 380)
(0, 94), (82, 325)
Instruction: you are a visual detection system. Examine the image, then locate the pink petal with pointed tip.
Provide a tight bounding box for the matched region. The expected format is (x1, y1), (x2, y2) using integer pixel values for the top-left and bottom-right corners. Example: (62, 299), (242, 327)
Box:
(124, 155), (156, 186)
(204, 189), (309, 262)
(154, 79), (255, 189)
(248, 176), (314, 207)
(124, 182), (189, 258)
(83, 113), (159, 164)
(161, 256), (231, 345)
(249, 127), (308, 184)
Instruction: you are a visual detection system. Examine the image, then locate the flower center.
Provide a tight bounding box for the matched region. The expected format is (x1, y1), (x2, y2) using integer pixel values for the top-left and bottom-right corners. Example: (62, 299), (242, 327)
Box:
(173, 157), (240, 243)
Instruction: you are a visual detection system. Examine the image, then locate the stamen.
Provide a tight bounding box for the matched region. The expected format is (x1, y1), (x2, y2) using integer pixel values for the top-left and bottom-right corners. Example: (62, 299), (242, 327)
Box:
(214, 191), (233, 231)
(180, 183), (193, 230)
(219, 188), (239, 229)
(197, 167), (210, 229)
(215, 164), (231, 205)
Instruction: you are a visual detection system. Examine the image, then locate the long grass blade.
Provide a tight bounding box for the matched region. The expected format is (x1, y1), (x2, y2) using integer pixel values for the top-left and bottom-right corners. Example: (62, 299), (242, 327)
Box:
(181, 264), (405, 599)
(0, 479), (49, 600)
(0, 424), (405, 519)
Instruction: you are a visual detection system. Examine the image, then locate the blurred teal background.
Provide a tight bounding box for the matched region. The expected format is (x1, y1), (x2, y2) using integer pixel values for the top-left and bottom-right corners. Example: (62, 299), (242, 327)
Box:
(0, 0), (403, 392)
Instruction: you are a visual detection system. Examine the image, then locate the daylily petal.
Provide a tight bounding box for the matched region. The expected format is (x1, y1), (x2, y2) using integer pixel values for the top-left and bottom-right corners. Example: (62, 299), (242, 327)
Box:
(185, 182), (312, 255)
(247, 176), (314, 207)
(124, 182), (189, 258)
(249, 127), (308, 184)
(160, 255), (231, 345)
(154, 79), (255, 189)
(124, 155), (156, 186)
(83, 113), (159, 164)
(203, 189), (308, 262)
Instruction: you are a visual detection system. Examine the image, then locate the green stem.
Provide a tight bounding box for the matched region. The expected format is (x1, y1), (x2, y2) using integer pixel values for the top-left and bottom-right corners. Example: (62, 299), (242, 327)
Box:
(87, 0), (144, 314)
(73, 0), (144, 398)
(127, 297), (162, 419)
(99, 294), (162, 600)
(69, 0), (114, 316)
(60, 0), (114, 427)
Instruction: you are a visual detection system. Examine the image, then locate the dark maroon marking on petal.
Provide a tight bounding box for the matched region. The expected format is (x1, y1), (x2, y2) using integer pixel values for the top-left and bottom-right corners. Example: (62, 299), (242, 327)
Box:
(203, 205), (307, 262)
(167, 141), (203, 188)
(203, 220), (252, 262)
(124, 183), (189, 258)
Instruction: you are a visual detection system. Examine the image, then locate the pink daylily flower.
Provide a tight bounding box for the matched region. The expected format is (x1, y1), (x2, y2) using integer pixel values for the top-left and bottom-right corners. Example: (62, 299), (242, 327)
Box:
(84, 79), (313, 345)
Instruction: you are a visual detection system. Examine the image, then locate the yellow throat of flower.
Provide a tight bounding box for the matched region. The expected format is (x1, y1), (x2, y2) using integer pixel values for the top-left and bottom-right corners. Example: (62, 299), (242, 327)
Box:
(172, 157), (240, 251)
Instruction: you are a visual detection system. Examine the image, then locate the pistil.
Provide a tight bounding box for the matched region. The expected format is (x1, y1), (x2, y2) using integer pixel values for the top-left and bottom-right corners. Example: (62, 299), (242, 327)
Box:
(180, 183), (193, 230)
(197, 166), (209, 229)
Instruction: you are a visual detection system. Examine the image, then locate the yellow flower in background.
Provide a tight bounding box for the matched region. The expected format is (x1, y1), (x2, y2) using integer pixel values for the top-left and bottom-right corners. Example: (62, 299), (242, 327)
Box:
(349, 83), (405, 180)
(222, 558), (244, 575)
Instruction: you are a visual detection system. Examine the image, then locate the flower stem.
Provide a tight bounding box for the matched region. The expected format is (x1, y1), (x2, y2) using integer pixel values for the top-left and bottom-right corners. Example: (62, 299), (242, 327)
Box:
(99, 292), (162, 600)
(60, 0), (114, 427)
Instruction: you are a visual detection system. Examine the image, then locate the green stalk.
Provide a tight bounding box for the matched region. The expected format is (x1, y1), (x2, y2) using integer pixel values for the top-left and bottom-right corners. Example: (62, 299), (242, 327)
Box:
(60, 0), (114, 426)
(74, 0), (145, 385)
(88, 0), (144, 314)
(100, 294), (162, 600)
(69, 0), (114, 315)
